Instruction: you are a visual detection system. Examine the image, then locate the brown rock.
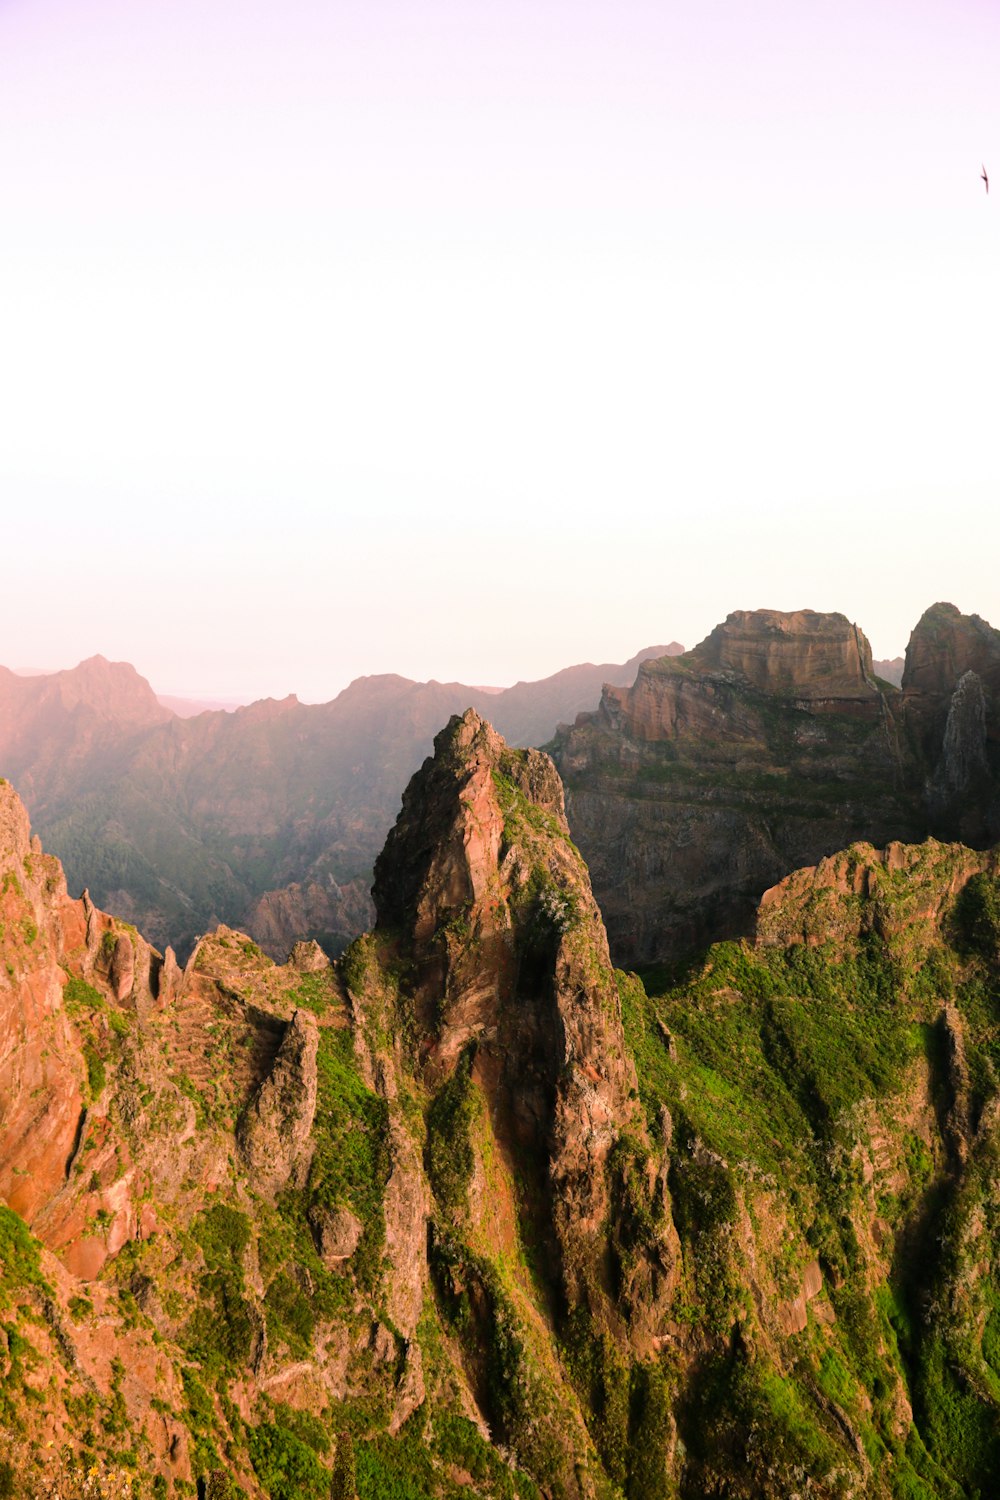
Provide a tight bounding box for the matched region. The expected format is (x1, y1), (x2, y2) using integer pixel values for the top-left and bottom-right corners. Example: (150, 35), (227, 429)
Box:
(372, 709), (672, 1344)
(109, 933), (135, 1002)
(309, 1205), (363, 1265)
(236, 1009), (319, 1198)
(553, 609), (920, 966)
(245, 879), (375, 963)
(288, 938), (332, 972)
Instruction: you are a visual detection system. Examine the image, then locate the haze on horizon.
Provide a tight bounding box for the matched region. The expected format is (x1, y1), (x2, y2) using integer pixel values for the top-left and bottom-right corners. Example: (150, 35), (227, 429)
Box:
(1, 0), (997, 703)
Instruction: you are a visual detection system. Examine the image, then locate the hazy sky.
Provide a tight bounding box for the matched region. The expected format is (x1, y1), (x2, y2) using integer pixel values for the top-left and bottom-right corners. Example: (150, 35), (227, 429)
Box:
(1, 0), (997, 700)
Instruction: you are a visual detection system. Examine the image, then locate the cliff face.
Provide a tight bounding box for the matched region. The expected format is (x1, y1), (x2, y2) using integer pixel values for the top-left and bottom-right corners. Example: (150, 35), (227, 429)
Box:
(0, 719), (675, 1499)
(3, 722), (1000, 1498)
(553, 604), (1000, 968)
(623, 835), (1000, 1498)
(554, 609), (920, 966)
(4, 737), (1000, 1499)
(902, 602), (1000, 844)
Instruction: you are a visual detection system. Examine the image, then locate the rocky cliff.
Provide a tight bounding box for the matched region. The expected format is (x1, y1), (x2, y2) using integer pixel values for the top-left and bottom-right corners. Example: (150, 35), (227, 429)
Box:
(553, 609), (920, 965)
(901, 602), (1000, 844)
(3, 713), (1000, 1497)
(0, 717), (673, 1499)
(553, 604), (1000, 967)
(621, 834), (1000, 1497)
(4, 725), (1000, 1497)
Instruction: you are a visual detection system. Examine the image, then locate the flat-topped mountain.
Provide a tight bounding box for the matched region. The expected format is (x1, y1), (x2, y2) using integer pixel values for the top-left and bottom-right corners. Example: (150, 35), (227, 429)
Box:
(0, 645), (678, 960)
(677, 607), (879, 699)
(553, 602), (1000, 966)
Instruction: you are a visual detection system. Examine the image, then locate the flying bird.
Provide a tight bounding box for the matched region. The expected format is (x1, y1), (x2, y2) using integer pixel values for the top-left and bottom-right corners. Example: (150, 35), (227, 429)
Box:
(982, 163), (989, 194)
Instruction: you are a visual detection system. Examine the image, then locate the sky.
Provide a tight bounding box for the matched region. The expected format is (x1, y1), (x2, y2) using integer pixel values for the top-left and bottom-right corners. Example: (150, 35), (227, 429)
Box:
(1, 0), (998, 701)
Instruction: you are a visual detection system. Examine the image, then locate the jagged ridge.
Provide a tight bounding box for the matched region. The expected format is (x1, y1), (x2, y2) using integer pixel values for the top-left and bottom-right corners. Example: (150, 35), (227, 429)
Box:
(2, 711), (1000, 1499)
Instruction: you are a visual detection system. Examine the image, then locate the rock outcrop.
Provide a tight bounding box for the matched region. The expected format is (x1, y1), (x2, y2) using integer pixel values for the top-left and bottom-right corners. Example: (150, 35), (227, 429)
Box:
(236, 1009), (319, 1198)
(904, 602), (1000, 843)
(554, 603), (1000, 966)
(243, 877), (375, 963)
(553, 609), (920, 964)
(373, 713), (674, 1330)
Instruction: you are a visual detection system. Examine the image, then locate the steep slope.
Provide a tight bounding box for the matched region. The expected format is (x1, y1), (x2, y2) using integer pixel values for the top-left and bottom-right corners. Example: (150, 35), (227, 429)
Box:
(0, 718), (673, 1499)
(2, 648), (671, 960)
(627, 836), (1000, 1497)
(553, 609), (922, 966)
(900, 602), (1000, 844)
(4, 731), (1000, 1498)
(553, 604), (1000, 968)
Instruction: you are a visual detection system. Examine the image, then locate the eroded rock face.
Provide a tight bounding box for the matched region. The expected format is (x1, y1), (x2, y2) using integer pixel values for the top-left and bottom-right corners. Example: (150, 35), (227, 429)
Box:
(236, 1009), (318, 1198)
(672, 608), (880, 705)
(904, 605), (1000, 843)
(243, 878), (375, 962)
(309, 1204), (362, 1264)
(554, 603), (1000, 967)
(0, 780), (163, 1237)
(554, 609), (919, 965)
(4, 734), (1000, 1499)
(373, 712), (674, 1344)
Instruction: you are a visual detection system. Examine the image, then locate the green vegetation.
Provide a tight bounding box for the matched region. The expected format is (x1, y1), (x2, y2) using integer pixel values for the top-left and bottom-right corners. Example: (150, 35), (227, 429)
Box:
(288, 968), (338, 1016)
(954, 871), (1000, 960)
(619, 855), (1000, 1499)
(306, 1026), (391, 1290)
(491, 760), (575, 854)
(63, 972), (130, 1100)
(429, 1230), (565, 1489)
(183, 1205), (255, 1373)
(425, 1047), (478, 1217)
(0, 1206), (52, 1308)
(248, 1422), (329, 1500)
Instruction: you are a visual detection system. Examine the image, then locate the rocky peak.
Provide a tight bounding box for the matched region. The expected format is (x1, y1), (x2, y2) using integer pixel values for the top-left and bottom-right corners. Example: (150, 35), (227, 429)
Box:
(370, 709), (672, 1350)
(373, 707), (564, 951)
(0, 776), (31, 865)
(50, 655), (172, 725)
(901, 605), (1000, 843)
(902, 602), (1000, 698)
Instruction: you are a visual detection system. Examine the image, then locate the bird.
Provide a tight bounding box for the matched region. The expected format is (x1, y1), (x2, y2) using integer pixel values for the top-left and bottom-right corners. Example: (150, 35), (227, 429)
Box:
(982, 163), (989, 194)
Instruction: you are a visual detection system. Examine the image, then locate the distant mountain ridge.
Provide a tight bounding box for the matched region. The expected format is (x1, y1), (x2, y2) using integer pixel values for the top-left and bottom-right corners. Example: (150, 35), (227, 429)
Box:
(0, 643), (683, 959)
(156, 692), (249, 716)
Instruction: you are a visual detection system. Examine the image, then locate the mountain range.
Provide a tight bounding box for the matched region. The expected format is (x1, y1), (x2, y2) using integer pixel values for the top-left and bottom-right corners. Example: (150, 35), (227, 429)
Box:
(1, 706), (998, 1497)
(0, 645), (680, 961)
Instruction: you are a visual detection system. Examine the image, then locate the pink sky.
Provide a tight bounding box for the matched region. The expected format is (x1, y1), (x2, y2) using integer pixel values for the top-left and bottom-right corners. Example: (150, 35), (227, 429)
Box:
(1, 0), (998, 699)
